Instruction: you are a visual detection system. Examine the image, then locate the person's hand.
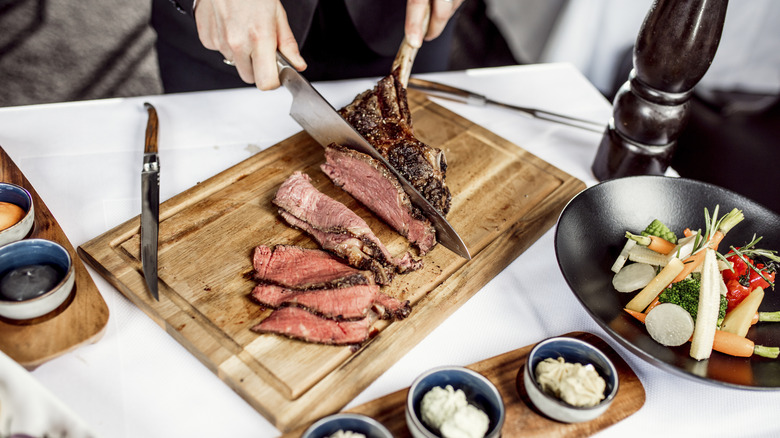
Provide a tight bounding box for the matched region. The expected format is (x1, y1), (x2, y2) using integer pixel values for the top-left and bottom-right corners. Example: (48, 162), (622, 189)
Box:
(194, 0), (307, 90)
(404, 0), (464, 48)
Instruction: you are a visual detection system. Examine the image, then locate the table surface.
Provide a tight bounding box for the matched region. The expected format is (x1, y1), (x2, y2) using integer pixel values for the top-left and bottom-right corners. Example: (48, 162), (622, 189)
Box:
(0, 63), (777, 437)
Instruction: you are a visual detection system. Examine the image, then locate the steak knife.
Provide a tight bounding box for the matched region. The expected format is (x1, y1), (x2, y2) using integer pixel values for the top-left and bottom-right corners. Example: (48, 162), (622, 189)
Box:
(276, 52), (471, 260)
(407, 77), (606, 133)
(141, 102), (160, 300)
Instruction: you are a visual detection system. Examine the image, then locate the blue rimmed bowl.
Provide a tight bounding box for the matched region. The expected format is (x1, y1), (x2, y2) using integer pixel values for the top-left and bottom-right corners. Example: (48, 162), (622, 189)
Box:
(406, 366), (505, 438)
(523, 336), (618, 423)
(0, 182), (34, 246)
(302, 413), (392, 438)
(0, 239), (75, 321)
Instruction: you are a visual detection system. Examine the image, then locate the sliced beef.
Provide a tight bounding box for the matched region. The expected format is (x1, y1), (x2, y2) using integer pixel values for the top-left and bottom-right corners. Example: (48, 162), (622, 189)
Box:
(321, 144), (437, 254)
(339, 68), (451, 216)
(273, 172), (421, 285)
(251, 283), (411, 321)
(251, 306), (378, 346)
(252, 244), (374, 290)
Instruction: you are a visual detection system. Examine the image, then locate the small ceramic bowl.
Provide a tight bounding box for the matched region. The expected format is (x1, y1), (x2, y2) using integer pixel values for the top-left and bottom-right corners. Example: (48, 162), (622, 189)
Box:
(302, 413), (393, 438)
(0, 182), (34, 246)
(0, 239), (75, 321)
(406, 366), (505, 438)
(523, 336), (619, 423)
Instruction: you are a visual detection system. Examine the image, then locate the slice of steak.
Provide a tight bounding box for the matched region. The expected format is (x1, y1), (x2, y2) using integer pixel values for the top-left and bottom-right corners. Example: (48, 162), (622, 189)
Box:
(273, 172), (421, 285)
(276, 209), (391, 285)
(251, 306), (377, 346)
(252, 244), (374, 290)
(321, 144), (437, 254)
(339, 68), (451, 216)
(373, 291), (412, 320)
(250, 283), (411, 321)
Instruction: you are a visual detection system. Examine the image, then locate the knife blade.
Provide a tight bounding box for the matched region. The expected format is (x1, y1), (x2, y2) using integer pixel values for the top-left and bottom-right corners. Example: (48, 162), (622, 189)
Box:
(141, 102), (160, 300)
(407, 77), (606, 133)
(276, 52), (471, 260)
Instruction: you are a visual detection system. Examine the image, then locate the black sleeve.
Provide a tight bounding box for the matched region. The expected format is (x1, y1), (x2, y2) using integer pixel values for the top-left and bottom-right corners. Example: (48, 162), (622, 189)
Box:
(165, 0), (195, 15)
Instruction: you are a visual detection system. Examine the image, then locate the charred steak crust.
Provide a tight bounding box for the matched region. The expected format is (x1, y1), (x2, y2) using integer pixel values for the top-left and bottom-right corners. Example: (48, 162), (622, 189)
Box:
(251, 244), (374, 290)
(321, 144), (437, 254)
(339, 68), (451, 216)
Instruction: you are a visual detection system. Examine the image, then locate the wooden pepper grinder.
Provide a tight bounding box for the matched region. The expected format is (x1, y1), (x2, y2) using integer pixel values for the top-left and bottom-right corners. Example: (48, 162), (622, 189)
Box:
(591, 0), (729, 180)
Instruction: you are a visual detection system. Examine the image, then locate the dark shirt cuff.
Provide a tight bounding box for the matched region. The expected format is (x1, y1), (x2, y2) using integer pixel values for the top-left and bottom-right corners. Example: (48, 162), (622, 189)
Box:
(166, 0), (195, 15)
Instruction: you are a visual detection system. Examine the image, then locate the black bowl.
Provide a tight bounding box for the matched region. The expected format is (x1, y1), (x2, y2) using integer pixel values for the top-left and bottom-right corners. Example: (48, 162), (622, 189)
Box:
(555, 175), (780, 389)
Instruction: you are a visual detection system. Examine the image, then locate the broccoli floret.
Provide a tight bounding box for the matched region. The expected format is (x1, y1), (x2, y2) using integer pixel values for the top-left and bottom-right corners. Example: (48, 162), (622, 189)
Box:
(641, 219), (678, 244)
(658, 274), (727, 322)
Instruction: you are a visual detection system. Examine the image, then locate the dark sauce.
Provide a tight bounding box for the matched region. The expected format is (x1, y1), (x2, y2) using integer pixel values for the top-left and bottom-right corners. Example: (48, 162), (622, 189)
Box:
(0, 263), (64, 301)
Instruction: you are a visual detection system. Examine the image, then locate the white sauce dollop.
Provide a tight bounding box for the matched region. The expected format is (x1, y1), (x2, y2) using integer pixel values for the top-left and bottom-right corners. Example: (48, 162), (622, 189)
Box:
(420, 385), (490, 438)
(328, 430), (366, 438)
(534, 357), (606, 407)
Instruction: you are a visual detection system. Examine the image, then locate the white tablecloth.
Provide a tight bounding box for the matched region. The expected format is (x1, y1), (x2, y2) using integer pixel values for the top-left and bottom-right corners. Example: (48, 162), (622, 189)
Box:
(0, 64), (778, 437)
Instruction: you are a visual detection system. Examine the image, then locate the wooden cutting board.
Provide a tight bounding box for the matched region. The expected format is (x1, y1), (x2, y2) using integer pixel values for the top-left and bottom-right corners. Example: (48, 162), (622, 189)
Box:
(0, 147), (109, 370)
(283, 332), (645, 437)
(78, 90), (585, 432)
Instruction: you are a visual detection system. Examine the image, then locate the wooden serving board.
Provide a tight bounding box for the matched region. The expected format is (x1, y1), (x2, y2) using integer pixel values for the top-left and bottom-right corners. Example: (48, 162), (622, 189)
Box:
(78, 90), (585, 432)
(283, 332), (645, 437)
(0, 147), (109, 370)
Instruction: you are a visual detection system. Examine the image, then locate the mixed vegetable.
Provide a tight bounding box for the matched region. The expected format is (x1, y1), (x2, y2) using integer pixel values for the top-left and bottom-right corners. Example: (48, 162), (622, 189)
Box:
(611, 206), (780, 361)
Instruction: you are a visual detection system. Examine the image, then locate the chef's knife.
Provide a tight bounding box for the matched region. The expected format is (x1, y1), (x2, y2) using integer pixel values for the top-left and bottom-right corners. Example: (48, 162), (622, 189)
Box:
(141, 102), (160, 300)
(408, 77), (606, 133)
(276, 52), (471, 260)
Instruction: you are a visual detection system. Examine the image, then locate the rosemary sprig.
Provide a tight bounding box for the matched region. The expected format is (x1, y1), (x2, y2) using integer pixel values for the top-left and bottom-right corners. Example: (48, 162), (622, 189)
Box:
(716, 235), (778, 288)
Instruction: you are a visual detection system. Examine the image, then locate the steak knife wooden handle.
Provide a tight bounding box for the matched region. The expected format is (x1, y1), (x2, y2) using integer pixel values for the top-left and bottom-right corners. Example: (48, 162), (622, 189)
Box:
(144, 102), (159, 154)
(392, 1), (431, 88)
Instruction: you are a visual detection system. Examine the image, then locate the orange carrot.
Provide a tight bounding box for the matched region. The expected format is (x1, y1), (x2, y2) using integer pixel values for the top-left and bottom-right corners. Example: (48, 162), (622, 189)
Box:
(623, 308), (779, 358)
(683, 228), (694, 237)
(673, 207), (745, 283)
(624, 232), (676, 255)
(751, 311), (780, 325)
(672, 231), (725, 282)
(624, 308), (647, 324)
(646, 235), (677, 254)
(712, 330), (757, 358)
(645, 296), (662, 313)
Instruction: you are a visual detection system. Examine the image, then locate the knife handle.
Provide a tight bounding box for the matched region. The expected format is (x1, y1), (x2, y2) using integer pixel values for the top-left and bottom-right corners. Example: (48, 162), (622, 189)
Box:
(143, 102), (159, 154)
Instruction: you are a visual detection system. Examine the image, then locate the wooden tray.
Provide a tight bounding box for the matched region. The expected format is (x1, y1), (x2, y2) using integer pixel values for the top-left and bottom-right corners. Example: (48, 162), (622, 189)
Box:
(78, 90), (585, 432)
(0, 147), (109, 370)
(283, 332), (645, 437)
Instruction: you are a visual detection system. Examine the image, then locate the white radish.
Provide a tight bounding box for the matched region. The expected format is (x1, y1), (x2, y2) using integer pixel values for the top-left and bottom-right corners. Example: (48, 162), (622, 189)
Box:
(645, 303), (695, 347)
(612, 263), (657, 293)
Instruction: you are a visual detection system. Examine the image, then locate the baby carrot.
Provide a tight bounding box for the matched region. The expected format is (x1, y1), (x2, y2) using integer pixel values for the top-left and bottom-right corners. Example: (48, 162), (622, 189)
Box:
(645, 296), (662, 313)
(625, 232), (676, 255)
(751, 311), (780, 325)
(673, 207), (744, 283)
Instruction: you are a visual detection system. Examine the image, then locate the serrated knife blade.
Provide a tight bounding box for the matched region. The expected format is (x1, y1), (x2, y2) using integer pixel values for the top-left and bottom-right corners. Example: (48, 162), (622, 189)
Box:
(141, 102), (160, 300)
(275, 52), (470, 260)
